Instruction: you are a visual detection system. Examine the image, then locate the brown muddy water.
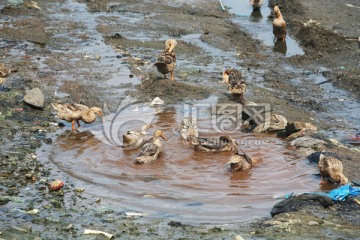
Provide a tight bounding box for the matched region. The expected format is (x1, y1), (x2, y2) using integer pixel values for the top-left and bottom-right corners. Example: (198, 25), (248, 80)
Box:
(48, 98), (334, 224)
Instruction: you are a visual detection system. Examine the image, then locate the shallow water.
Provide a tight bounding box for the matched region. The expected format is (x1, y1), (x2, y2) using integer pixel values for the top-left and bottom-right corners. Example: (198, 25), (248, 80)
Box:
(222, 0), (304, 57)
(50, 100), (332, 223)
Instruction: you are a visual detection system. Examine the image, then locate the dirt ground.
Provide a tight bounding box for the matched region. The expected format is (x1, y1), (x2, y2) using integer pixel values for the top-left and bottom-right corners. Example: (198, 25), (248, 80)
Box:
(0, 0), (360, 239)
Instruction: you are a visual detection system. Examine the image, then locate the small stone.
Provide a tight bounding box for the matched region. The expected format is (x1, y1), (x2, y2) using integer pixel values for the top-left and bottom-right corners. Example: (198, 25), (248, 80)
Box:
(65, 223), (74, 231)
(74, 187), (85, 193)
(235, 235), (245, 240)
(95, 198), (101, 203)
(308, 220), (319, 226)
(25, 173), (33, 179)
(26, 209), (39, 215)
(24, 88), (45, 109)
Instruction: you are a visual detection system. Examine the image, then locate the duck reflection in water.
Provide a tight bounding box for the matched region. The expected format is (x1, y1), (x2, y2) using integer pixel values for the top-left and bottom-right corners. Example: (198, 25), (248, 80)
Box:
(250, 8), (263, 22)
(273, 39), (287, 55)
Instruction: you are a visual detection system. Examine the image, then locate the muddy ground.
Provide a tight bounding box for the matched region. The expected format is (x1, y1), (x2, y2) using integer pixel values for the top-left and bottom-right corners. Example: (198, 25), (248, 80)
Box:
(0, 0), (360, 239)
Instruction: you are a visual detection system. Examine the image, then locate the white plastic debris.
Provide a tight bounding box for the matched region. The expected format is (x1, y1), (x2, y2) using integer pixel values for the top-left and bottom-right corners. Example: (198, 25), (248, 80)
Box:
(150, 97), (164, 106)
(26, 209), (39, 215)
(84, 229), (114, 239)
(125, 212), (147, 217)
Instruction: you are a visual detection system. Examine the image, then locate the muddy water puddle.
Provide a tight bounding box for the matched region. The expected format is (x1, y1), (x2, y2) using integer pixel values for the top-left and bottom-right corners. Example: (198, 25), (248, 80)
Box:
(223, 0), (304, 57)
(49, 99), (330, 223)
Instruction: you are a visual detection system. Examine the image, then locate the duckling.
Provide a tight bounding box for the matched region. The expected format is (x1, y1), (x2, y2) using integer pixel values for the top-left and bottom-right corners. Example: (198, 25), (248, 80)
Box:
(123, 123), (152, 149)
(0, 62), (11, 86)
(250, 0), (263, 10)
(273, 5), (287, 42)
(180, 117), (199, 144)
(192, 135), (237, 153)
(135, 130), (167, 164)
(154, 39), (177, 81)
(228, 150), (253, 171)
(222, 68), (246, 103)
(318, 154), (348, 185)
(51, 103), (104, 131)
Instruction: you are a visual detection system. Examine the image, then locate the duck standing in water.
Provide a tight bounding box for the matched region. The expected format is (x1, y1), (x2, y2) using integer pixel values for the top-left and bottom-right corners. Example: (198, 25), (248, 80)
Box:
(51, 103), (104, 131)
(222, 68), (246, 103)
(154, 39), (177, 81)
(123, 123), (152, 149)
(250, 0), (263, 10)
(135, 130), (167, 164)
(318, 154), (348, 185)
(192, 135), (238, 153)
(180, 117), (199, 144)
(273, 5), (287, 42)
(0, 62), (11, 86)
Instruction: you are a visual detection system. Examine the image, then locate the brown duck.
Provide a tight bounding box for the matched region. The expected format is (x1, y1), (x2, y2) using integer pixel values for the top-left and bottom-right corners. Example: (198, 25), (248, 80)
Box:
(0, 62), (11, 86)
(273, 5), (287, 42)
(192, 135), (238, 153)
(228, 150), (254, 172)
(154, 39), (177, 81)
(318, 154), (348, 185)
(135, 130), (167, 164)
(223, 68), (246, 103)
(250, 0), (263, 10)
(51, 103), (104, 131)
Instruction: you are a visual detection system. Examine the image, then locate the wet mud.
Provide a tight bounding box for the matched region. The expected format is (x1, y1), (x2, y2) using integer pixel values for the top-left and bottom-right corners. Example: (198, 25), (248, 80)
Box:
(0, 0), (360, 239)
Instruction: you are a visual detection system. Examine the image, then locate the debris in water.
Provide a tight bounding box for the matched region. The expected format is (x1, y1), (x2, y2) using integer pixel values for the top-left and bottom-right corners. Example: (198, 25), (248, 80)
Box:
(48, 180), (64, 191)
(26, 209), (39, 215)
(84, 229), (114, 239)
(303, 19), (320, 27)
(150, 97), (164, 106)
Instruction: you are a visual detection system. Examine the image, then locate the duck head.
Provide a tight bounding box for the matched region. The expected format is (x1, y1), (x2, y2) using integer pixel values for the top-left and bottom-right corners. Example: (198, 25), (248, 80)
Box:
(165, 39), (177, 53)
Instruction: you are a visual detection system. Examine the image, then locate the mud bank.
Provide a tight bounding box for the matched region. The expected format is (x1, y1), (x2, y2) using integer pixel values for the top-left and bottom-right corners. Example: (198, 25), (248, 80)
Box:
(0, 0), (360, 239)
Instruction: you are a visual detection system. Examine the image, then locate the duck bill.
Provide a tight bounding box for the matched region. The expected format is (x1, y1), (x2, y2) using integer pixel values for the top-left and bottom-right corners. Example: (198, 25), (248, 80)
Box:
(161, 132), (167, 140)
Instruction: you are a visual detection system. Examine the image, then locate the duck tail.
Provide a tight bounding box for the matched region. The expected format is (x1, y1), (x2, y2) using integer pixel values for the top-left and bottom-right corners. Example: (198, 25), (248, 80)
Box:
(135, 156), (154, 164)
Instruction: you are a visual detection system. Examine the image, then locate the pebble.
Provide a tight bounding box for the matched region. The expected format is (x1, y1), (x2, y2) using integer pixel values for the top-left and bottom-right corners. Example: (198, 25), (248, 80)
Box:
(23, 88), (45, 109)
(308, 220), (319, 226)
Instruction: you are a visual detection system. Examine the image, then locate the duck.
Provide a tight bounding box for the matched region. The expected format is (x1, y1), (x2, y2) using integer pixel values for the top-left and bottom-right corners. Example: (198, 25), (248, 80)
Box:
(123, 123), (152, 149)
(51, 103), (104, 131)
(250, 0), (263, 10)
(0, 62), (11, 86)
(273, 5), (287, 42)
(192, 135), (237, 153)
(154, 39), (177, 81)
(222, 68), (246, 103)
(180, 117), (199, 144)
(318, 154), (348, 185)
(135, 130), (167, 164)
(228, 149), (254, 171)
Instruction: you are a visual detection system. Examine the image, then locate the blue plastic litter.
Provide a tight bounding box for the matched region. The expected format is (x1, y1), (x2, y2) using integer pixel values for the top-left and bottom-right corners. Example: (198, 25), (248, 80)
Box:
(285, 184), (360, 202)
(327, 184), (360, 201)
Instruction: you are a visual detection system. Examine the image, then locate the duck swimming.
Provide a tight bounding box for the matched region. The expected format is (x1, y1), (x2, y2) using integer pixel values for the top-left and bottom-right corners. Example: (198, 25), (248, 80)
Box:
(228, 149), (256, 172)
(154, 39), (177, 81)
(180, 117), (199, 144)
(51, 103), (104, 131)
(192, 135), (237, 153)
(123, 123), (152, 149)
(135, 130), (167, 164)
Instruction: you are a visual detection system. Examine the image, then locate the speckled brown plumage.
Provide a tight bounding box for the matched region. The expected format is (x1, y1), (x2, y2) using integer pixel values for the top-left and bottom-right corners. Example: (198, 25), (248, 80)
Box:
(318, 154), (348, 185)
(154, 39), (177, 81)
(223, 68), (246, 103)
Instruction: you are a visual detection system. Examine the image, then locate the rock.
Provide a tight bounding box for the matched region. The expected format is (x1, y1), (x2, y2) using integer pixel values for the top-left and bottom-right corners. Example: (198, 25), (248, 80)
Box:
(24, 88), (45, 109)
(235, 235), (245, 240)
(308, 220), (319, 226)
(271, 193), (333, 217)
(150, 97), (164, 106)
(286, 122), (317, 135)
(253, 114), (287, 133)
(290, 137), (325, 149)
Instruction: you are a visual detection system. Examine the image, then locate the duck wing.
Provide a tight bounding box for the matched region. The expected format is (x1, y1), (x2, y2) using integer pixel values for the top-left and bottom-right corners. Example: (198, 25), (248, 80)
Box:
(138, 143), (160, 157)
